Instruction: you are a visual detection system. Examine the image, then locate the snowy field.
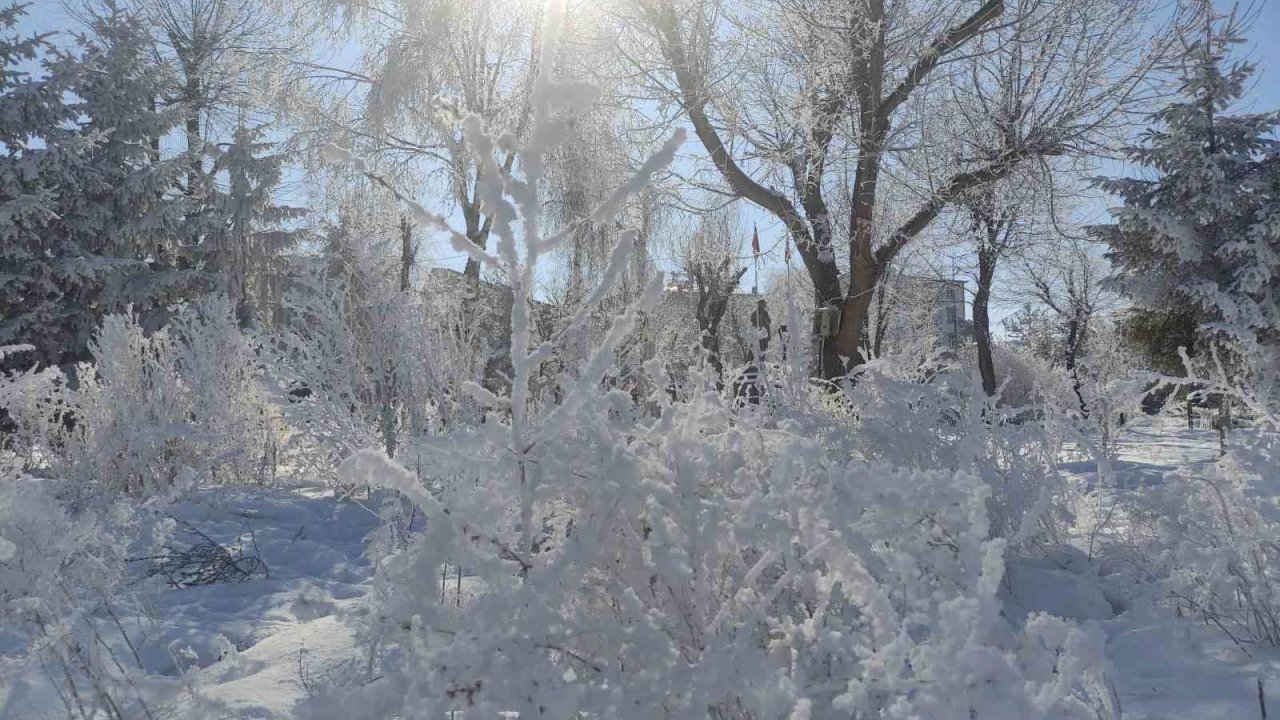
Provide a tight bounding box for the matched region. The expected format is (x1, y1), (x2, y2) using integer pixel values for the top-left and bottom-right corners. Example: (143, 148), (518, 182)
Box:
(1, 418), (1274, 719)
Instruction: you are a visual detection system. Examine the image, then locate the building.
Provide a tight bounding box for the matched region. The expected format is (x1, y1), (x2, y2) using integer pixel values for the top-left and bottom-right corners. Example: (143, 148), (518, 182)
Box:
(926, 278), (969, 349)
(869, 274), (971, 356)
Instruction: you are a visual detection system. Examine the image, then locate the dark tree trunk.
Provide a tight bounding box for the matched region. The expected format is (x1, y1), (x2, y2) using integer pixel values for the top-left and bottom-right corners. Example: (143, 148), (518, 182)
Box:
(1217, 396), (1229, 456)
(399, 216), (414, 292)
(871, 271), (891, 360)
(974, 246), (997, 396)
(185, 76), (203, 198)
(1065, 316), (1089, 417)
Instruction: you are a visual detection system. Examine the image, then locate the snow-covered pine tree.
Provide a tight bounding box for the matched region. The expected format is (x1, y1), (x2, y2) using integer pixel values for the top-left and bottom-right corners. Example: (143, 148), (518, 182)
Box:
(0, 4), (89, 370)
(0, 2), (206, 370)
(205, 122), (307, 325)
(59, 3), (208, 333)
(1095, 3), (1280, 364)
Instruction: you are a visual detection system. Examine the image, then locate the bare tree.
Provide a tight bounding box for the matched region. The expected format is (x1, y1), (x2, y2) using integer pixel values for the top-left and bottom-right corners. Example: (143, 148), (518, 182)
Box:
(545, 108), (666, 312)
(962, 184), (1042, 397)
(1021, 240), (1109, 417)
(625, 0), (1168, 378)
(970, 202), (1011, 396)
(676, 207), (748, 379)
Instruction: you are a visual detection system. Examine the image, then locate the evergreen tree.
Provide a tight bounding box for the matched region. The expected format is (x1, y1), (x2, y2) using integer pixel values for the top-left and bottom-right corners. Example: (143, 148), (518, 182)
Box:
(59, 3), (192, 263)
(1095, 4), (1280, 364)
(1002, 303), (1059, 362)
(205, 122), (306, 325)
(0, 3), (205, 370)
(1117, 305), (1201, 376)
(0, 3), (89, 369)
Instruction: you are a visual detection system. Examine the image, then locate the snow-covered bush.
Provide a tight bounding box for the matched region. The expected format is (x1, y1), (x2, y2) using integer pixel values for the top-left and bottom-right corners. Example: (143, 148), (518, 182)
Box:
(988, 342), (1052, 409)
(0, 475), (178, 720)
(168, 297), (275, 485)
(848, 358), (1068, 547)
(57, 298), (272, 501)
(266, 245), (471, 481)
(328, 392), (1116, 719)
(0, 345), (70, 473)
(1124, 347), (1280, 648)
(55, 310), (192, 499)
(1149, 446), (1280, 646)
(302, 5), (1118, 716)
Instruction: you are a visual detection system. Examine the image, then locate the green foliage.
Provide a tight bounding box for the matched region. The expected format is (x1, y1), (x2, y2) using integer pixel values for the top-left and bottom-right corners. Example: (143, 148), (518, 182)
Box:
(1118, 306), (1201, 376)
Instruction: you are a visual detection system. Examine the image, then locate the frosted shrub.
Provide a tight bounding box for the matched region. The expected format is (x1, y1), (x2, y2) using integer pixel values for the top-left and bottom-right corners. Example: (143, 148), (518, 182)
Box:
(168, 296), (274, 485)
(58, 298), (272, 501)
(1147, 443), (1280, 646)
(1, 338), (193, 717)
(268, 253), (467, 481)
(0, 477), (176, 720)
(328, 390), (1116, 720)
(0, 479), (116, 633)
(1139, 352), (1280, 647)
(848, 358), (1067, 546)
(269, 270), (383, 479)
(989, 343), (1054, 409)
(58, 310), (194, 499)
(304, 4), (1117, 717)
(0, 344), (69, 473)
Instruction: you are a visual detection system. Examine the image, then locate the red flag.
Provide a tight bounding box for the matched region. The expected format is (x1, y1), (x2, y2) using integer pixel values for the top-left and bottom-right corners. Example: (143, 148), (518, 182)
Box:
(751, 223), (760, 256)
(784, 236), (793, 264)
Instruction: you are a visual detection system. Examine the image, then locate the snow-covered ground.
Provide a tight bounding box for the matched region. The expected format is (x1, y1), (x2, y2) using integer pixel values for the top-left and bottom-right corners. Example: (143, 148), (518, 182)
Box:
(3, 419), (1277, 719)
(1054, 419), (1280, 719)
(0, 486), (382, 719)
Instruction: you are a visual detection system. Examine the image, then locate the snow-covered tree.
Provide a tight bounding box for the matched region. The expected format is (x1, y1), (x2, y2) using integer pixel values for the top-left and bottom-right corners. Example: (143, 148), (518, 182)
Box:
(629, 0), (1168, 377)
(0, 5), (89, 369)
(1096, 3), (1280, 366)
(1021, 242), (1112, 417)
(205, 122), (307, 323)
(1096, 3), (1280, 650)
(678, 206), (748, 379)
(283, 0), (537, 285)
(0, 3), (205, 370)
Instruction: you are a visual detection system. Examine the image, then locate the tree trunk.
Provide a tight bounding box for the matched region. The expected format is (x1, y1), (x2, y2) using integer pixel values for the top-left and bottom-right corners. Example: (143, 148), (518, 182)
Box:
(1065, 317), (1088, 417)
(871, 271), (892, 359)
(464, 248), (482, 284)
(974, 247), (997, 396)
(698, 299), (729, 379)
(185, 76), (203, 198)
(1218, 399), (1229, 456)
(695, 265), (746, 382)
(379, 359), (397, 459)
(399, 216), (414, 292)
